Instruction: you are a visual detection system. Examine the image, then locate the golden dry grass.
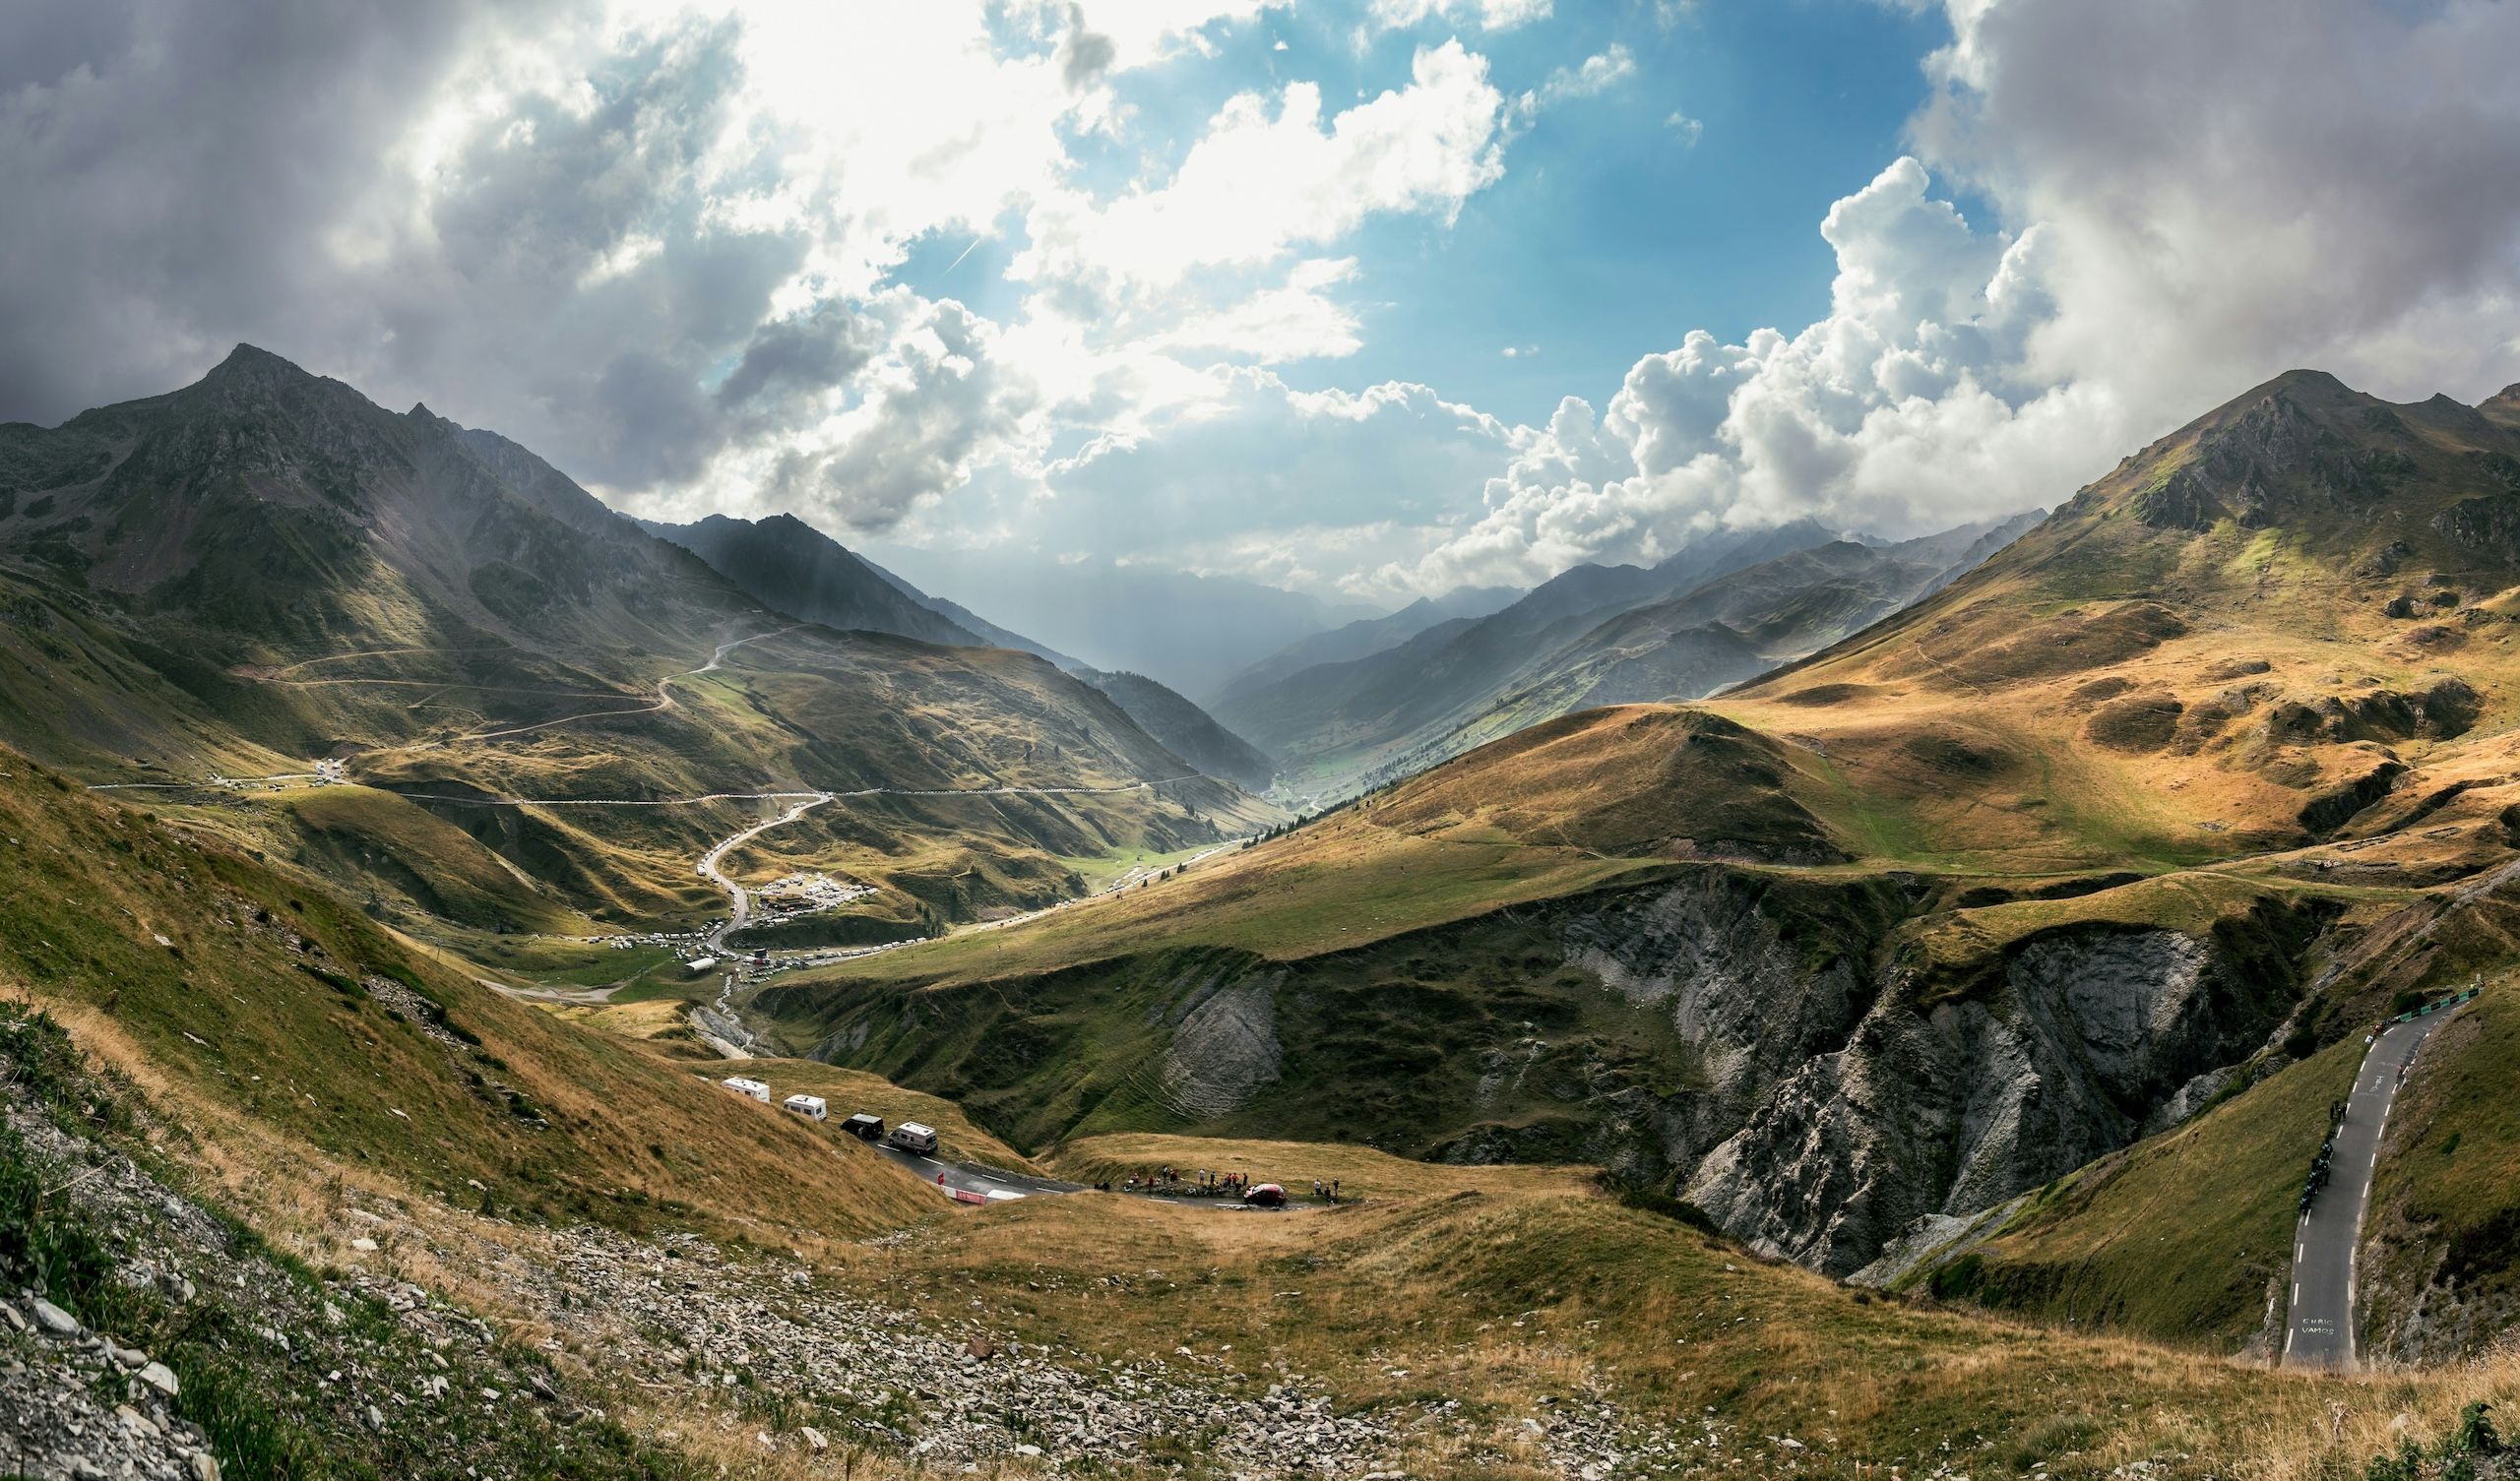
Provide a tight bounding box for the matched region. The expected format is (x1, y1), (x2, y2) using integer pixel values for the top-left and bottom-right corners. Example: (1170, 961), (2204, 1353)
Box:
(1045, 1132), (1590, 1201)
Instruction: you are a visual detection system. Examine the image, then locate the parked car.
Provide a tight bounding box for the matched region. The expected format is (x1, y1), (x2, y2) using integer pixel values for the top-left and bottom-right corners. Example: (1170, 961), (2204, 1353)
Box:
(841, 1112), (886, 1142)
(888, 1121), (939, 1155)
(1242, 1182), (1287, 1207)
(719, 1077), (770, 1103)
(782, 1093), (827, 1121)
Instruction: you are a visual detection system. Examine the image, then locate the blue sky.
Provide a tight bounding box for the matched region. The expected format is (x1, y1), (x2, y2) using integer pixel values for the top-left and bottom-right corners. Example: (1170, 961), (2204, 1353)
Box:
(1309, 3), (1954, 423)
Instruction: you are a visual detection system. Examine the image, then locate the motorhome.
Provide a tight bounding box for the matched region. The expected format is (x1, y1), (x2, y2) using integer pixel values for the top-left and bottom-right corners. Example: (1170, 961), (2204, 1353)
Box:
(888, 1121), (939, 1155)
(841, 1113), (885, 1142)
(782, 1093), (827, 1121)
(719, 1077), (771, 1103)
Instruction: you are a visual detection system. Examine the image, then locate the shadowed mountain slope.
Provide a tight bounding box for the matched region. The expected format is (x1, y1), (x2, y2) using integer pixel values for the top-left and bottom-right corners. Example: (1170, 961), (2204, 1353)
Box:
(1213, 584), (1523, 706)
(0, 346), (1277, 940)
(649, 511), (1275, 789)
(641, 512), (981, 647)
(1212, 520), (1849, 788)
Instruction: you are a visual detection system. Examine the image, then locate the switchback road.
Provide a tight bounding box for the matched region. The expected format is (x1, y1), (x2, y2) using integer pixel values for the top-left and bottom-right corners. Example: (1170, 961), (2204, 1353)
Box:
(2284, 1009), (2456, 1371)
(699, 794), (834, 953)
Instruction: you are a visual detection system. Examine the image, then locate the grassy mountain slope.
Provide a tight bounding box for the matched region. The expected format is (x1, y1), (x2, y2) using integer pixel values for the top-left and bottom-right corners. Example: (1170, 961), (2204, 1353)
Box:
(1707, 371), (2520, 875)
(0, 347), (1277, 946)
(759, 371), (2520, 1326)
(0, 744), (934, 1237)
(1070, 668), (1276, 791)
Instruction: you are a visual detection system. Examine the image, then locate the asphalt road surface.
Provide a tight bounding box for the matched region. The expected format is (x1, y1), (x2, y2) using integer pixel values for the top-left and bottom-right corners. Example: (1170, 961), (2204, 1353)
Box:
(2285, 1012), (2452, 1371)
(866, 1143), (1083, 1202)
(861, 1143), (1301, 1213)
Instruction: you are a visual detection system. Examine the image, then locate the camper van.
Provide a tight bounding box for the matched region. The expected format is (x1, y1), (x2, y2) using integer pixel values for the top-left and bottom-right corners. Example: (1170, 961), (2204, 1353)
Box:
(782, 1093), (827, 1121)
(719, 1077), (771, 1103)
(888, 1121), (939, 1155)
(841, 1113), (885, 1142)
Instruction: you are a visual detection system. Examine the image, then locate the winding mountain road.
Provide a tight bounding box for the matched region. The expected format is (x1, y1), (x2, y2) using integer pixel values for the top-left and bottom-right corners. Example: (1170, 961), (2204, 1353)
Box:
(463, 624), (805, 743)
(2284, 1010), (2455, 1371)
(699, 793), (835, 953)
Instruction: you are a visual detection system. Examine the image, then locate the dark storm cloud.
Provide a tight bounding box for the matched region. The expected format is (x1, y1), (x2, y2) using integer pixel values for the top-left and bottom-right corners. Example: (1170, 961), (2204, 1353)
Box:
(715, 307), (882, 415)
(0, 0), (512, 421)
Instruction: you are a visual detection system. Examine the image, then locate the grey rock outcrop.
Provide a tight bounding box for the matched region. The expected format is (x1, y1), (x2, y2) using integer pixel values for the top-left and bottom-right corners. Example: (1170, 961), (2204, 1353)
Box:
(1160, 972), (1285, 1117)
(1685, 926), (2300, 1275)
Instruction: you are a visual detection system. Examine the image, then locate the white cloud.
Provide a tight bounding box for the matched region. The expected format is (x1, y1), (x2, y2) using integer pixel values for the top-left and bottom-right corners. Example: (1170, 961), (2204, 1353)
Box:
(1367, 0), (1552, 33)
(860, 367), (1515, 596)
(1149, 258), (1366, 361)
(1012, 40), (1508, 294)
(1910, 0), (2520, 414)
(1381, 156), (2128, 594)
(1664, 111), (1702, 146)
(1536, 43), (1636, 105)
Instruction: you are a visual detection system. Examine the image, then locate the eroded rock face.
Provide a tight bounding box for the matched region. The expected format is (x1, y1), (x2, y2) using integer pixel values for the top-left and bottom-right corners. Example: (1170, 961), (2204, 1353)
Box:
(1682, 927), (2300, 1276)
(1160, 973), (1285, 1118)
(1550, 875), (1876, 1168)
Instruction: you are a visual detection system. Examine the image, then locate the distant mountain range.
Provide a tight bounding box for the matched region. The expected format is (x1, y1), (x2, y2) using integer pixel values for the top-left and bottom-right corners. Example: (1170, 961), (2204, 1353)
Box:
(1211, 514), (2041, 791)
(1213, 585), (1524, 707)
(863, 546), (1378, 700)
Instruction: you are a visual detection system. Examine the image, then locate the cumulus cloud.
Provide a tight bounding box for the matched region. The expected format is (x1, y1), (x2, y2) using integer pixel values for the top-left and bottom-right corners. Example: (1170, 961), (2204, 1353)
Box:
(1367, 0), (1551, 32)
(1912, 0), (2520, 412)
(1382, 156), (2099, 593)
(1379, 0), (2520, 598)
(865, 367), (1514, 592)
(1013, 41), (1508, 295)
(810, 300), (1036, 532)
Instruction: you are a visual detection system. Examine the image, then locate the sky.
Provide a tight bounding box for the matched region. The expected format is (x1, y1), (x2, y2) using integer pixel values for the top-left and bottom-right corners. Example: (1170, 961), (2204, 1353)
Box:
(3, 0), (2517, 609)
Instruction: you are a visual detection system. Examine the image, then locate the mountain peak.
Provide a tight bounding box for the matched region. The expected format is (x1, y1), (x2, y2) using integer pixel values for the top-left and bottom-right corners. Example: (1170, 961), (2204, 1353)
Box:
(203, 341), (310, 384)
(2244, 367), (2355, 402)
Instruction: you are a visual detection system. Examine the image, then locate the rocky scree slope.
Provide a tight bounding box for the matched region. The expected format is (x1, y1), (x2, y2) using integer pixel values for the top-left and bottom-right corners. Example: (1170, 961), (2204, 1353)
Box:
(0, 1004), (682, 1480)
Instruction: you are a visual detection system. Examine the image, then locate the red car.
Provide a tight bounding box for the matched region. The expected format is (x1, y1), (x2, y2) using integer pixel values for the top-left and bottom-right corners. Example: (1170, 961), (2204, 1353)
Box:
(1242, 1183), (1287, 1207)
